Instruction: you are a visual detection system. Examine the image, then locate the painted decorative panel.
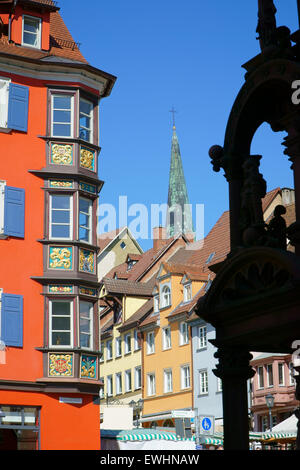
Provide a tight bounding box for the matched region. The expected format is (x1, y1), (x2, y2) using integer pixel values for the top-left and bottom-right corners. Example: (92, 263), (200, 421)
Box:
(80, 147), (95, 172)
(49, 353), (73, 377)
(79, 286), (97, 297)
(79, 248), (95, 274)
(50, 143), (73, 165)
(80, 355), (97, 380)
(79, 181), (97, 194)
(49, 246), (73, 270)
(49, 180), (73, 188)
(49, 285), (74, 294)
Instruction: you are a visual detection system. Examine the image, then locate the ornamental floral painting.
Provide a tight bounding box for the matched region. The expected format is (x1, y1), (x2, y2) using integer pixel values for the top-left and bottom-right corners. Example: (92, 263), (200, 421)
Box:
(50, 143), (73, 165)
(80, 147), (95, 172)
(49, 353), (73, 377)
(49, 247), (73, 270)
(80, 355), (97, 379)
(79, 248), (95, 274)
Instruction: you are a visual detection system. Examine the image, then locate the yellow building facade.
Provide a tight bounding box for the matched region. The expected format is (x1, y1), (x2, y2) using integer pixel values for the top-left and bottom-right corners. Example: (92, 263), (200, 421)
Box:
(140, 262), (207, 427)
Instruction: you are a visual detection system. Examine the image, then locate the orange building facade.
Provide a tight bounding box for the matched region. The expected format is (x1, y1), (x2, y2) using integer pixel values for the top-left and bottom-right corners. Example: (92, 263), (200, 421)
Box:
(0, 0), (115, 450)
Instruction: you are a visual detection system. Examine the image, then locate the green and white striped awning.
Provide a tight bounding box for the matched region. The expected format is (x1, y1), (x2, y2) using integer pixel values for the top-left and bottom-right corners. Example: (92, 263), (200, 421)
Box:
(260, 431), (296, 441)
(101, 429), (194, 442)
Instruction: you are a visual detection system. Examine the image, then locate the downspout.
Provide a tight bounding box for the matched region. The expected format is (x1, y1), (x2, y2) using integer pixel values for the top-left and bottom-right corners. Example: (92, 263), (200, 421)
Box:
(8, 0), (18, 43)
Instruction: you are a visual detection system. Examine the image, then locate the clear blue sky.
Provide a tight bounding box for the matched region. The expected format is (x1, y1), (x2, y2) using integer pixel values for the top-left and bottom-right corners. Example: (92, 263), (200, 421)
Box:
(61, 0), (297, 251)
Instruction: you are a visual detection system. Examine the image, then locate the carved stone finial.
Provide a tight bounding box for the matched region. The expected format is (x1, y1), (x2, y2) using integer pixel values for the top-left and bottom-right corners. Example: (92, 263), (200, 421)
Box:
(256, 0), (277, 51)
(209, 145), (224, 173)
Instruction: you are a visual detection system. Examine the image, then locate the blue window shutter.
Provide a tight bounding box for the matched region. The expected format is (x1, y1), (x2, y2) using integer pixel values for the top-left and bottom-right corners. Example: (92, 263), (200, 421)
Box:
(7, 83), (29, 132)
(4, 186), (25, 238)
(1, 294), (23, 347)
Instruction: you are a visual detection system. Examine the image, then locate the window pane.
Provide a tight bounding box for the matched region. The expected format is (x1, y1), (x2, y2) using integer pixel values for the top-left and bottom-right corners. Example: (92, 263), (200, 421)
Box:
(52, 210), (70, 224)
(53, 96), (71, 110)
(52, 195), (70, 209)
(23, 32), (37, 46)
(79, 227), (89, 241)
(52, 302), (70, 316)
(80, 100), (93, 115)
(79, 198), (90, 213)
(53, 123), (71, 137)
(52, 317), (70, 330)
(80, 115), (91, 129)
(80, 334), (90, 348)
(79, 212), (89, 227)
(51, 225), (70, 238)
(53, 110), (71, 124)
(52, 332), (70, 346)
(24, 18), (39, 33)
(79, 128), (90, 141)
(80, 318), (90, 333)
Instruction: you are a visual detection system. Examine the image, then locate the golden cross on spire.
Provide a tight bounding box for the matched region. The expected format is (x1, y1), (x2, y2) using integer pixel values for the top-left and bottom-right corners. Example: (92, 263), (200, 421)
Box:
(169, 106), (177, 129)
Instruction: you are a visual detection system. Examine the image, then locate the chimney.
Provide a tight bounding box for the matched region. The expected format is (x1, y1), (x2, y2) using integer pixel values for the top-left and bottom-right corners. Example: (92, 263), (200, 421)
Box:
(153, 226), (168, 252)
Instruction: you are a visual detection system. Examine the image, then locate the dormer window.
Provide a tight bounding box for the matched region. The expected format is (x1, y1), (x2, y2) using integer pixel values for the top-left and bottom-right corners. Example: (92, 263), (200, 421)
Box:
(183, 283), (192, 302)
(160, 284), (171, 308)
(153, 294), (159, 313)
(22, 16), (42, 49)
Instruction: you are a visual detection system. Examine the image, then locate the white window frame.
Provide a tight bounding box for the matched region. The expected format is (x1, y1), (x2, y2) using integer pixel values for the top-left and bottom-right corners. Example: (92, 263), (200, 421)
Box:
(266, 364), (273, 387)
(133, 329), (140, 351)
(160, 284), (171, 308)
(49, 299), (73, 348)
(22, 15), (42, 49)
(125, 369), (132, 393)
(116, 372), (122, 395)
(49, 193), (73, 241)
(78, 197), (92, 244)
(164, 369), (173, 393)
(79, 300), (93, 350)
(278, 362), (285, 386)
(0, 78), (10, 129)
(79, 97), (93, 143)
(100, 342), (104, 362)
(124, 333), (131, 354)
(135, 366), (142, 390)
(146, 331), (155, 355)
(115, 337), (122, 358)
(147, 372), (156, 396)
(257, 366), (264, 389)
(289, 362), (295, 385)
(198, 325), (207, 349)
(217, 377), (223, 392)
(51, 93), (74, 138)
(183, 283), (192, 302)
(179, 321), (189, 346)
(99, 379), (104, 398)
(199, 369), (208, 395)
(162, 327), (172, 350)
(107, 375), (113, 397)
(106, 339), (113, 360)
(181, 364), (191, 390)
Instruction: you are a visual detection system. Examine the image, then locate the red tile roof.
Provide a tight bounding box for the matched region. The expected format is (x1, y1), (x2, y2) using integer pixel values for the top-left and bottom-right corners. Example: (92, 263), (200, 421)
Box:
(101, 278), (154, 297)
(167, 287), (206, 320)
(0, 9), (88, 63)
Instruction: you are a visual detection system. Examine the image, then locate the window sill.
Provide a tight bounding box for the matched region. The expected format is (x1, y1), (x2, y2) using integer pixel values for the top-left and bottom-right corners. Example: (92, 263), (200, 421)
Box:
(196, 347), (207, 352)
(0, 127), (12, 134)
(198, 393), (209, 397)
(124, 351), (132, 356)
(162, 347), (172, 351)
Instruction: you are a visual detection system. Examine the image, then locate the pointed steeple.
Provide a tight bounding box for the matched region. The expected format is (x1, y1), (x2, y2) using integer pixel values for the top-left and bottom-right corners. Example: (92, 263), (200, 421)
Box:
(166, 121), (194, 239)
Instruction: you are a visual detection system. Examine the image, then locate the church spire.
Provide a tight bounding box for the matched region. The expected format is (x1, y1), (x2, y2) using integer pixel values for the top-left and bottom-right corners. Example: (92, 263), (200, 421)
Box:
(166, 114), (194, 239)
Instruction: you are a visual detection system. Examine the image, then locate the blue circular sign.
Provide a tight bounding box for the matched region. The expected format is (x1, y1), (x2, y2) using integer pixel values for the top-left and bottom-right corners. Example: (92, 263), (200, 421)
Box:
(202, 417), (212, 431)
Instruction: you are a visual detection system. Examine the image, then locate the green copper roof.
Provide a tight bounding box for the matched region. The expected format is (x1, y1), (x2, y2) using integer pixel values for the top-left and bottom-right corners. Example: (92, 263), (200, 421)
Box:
(166, 126), (194, 239)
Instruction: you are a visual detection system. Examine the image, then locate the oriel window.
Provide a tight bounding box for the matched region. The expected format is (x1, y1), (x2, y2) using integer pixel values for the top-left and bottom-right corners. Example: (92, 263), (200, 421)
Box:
(79, 197), (92, 243)
(49, 300), (73, 347)
(79, 98), (93, 142)
(50, 194), (72, 240)
(79, 301), (93, 349)
(51, 94), (73, 138)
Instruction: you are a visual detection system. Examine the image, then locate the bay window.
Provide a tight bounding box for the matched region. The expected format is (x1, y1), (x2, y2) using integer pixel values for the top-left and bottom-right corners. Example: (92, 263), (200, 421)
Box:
(79, 98), (93, 143)
(49, 194), (72, 240)
(79, 197), (92, 243)
(49, 300), (73, 348)
(79, 301), (93, 349)
(51, 94), (74, 138)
